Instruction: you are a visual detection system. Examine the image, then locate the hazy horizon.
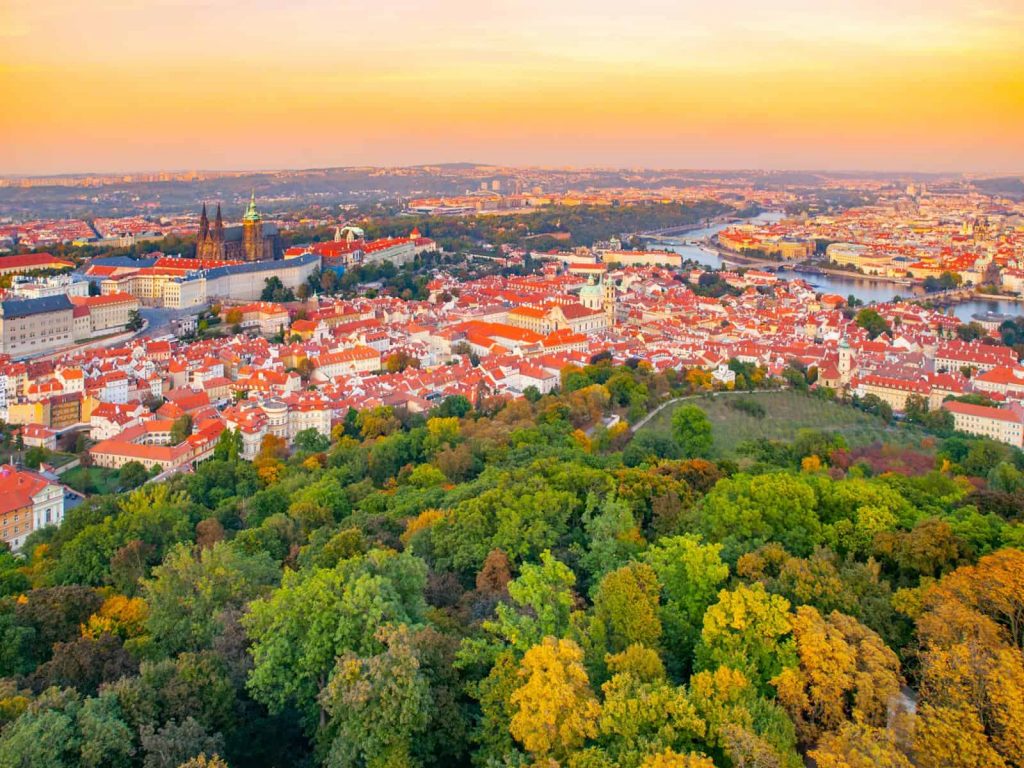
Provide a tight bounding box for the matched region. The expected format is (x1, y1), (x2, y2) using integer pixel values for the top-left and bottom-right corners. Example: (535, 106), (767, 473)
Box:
(1, 161), (1020, 180)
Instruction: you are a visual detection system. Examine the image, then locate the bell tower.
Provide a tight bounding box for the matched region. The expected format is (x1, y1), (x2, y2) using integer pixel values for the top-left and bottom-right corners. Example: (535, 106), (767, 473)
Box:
(602, 273), (616, 327)
(241, 191), (263, 261)
(838, 337), (854, 385)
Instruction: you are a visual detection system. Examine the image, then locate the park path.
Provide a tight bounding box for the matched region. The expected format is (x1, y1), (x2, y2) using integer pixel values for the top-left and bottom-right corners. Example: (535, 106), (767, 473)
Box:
(628, 388), (779, 433)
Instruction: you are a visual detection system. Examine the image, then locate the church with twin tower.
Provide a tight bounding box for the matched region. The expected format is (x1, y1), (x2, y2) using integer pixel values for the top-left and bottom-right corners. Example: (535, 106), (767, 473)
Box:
(195, 193), (280, 262)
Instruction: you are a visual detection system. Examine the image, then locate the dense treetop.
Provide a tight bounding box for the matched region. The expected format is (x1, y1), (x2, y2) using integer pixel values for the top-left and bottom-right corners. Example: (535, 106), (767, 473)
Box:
(0, 360), (1022, 767)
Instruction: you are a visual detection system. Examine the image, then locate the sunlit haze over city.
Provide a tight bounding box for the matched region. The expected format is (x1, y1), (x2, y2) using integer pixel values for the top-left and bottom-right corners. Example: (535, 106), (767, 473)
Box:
(2, 0), (1023, 174)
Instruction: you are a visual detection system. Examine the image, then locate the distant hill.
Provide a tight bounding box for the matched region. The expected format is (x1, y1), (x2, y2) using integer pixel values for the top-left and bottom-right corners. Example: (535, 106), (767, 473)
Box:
(974, 176), (1024, 198)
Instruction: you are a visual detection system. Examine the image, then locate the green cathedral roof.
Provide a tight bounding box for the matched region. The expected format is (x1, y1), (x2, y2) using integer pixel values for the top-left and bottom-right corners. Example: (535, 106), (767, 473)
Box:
(243, 191), (262, 222)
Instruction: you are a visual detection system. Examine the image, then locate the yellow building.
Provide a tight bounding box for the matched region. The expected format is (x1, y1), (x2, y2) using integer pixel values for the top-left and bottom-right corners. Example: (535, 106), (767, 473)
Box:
(943, 401), (1024, 447)
(70, 293), (140, 336)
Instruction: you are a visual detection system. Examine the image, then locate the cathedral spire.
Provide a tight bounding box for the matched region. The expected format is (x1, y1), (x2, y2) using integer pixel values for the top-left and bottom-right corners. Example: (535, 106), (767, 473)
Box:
(198, 203), (209, 240)
(214, 203), (224, 235)
(243, 190), (261, 222)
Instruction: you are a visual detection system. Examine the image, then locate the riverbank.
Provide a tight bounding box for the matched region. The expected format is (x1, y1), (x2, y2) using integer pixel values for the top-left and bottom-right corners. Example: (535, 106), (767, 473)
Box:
(709, 241), (915, 286)
(639, 211), (743, 239)
(651, 213), (1022, 320)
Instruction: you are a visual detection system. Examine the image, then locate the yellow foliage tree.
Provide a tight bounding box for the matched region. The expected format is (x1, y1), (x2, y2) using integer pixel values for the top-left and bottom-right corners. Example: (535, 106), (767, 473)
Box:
(176, 755), (230, 768)
(773, 606), (901, 745)
(572, 429), (593, 453)
(400, 508), (447, 548)
(923, 548), (1024, 651)
(592, 562), (664, 654)
(810, 722), (912, 768)
(425, 416), (461, 450)
(800, 455), (822, 473)
(357, 406), (401, 440)
(302, 453), (324, 471)
(82, 594), (149, 640)
(254, 433), (288, 486)
(912, 548), (1024, 768)
(914, 704), (1007, 768)
(597, 643), (705, 765)
(640, 750), (716, 768)
(685, 369), (712, 392)
(567, 384), (611, 428)
(509, 637), (601, 761)
(697, 583), (794, 691)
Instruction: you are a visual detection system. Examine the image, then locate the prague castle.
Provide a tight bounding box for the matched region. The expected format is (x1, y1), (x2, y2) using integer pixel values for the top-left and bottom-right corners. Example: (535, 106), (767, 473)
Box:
(196, 193), (280, 262)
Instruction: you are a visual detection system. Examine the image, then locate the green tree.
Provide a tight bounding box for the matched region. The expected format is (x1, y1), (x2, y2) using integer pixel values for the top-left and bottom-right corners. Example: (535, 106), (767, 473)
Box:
(260, 277), (295, 303)
(434, 394), (472, 418)
(642, 535), (730, 676)
(244, 549), (427, 730)
(118, 461), (149, 489)
(0, 693), (81, 767)
(139, 717), (224, 768)
(24, 445), (50, 469)
(212, 429), (242, 463)
(142, 541), (280, 655)
(670, 406), (713, 459)
(431, 473), (575, 574)
(695, 583), (796, 693)
(293, 428), (330, 454)
(855, 309), (891, 340)
(472, 550), (578, 658)
(78, 694), (135, 768)
(320, 625), (430, 768)
(580, 495), (645, 582)
(169, 415), (193, 445)
(592, 562), (664, 656)
(694, 473), (822, 562)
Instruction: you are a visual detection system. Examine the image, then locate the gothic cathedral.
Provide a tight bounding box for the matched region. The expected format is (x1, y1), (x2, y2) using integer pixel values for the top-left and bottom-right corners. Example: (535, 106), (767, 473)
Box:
(196, 193), (280, 262)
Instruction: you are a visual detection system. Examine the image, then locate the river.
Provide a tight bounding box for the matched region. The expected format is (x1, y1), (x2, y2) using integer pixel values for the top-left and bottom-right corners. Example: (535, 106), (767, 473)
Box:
(655, 213), (1022, 322)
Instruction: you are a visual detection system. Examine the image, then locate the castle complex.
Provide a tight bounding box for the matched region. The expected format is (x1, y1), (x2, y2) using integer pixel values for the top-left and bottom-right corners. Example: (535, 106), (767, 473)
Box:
(196, 193), (279, 262)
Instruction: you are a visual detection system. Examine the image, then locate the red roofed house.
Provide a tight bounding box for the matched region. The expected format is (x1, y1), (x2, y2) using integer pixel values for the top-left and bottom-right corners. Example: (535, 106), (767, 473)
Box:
(311, 346), (381, 380)
(0, 464), (65, 551)
(69, 293), (140, 337)
(0, 253), (75, 276)
(857, 374), (932, 412)
(935, 341), (1018, 375)
(19, 423), (57, 450)
(943, 401), (1024, 447)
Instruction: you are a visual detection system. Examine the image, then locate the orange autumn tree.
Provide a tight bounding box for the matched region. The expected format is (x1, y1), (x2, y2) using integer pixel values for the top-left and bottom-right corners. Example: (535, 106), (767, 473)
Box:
(810, 722), (913, 768)
(81, 594), (149, 640)
(253, 433), (288, 486)
(912, 548), (1024, 768)
(773, 606), (902, 746)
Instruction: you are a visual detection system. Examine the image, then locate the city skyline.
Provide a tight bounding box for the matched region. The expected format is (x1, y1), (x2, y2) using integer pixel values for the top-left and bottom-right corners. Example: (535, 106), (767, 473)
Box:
(3, 0), (1023, 175)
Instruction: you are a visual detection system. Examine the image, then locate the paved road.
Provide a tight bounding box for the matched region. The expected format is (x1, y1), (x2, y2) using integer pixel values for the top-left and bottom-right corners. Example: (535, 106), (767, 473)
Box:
(139, 306), (205, 338)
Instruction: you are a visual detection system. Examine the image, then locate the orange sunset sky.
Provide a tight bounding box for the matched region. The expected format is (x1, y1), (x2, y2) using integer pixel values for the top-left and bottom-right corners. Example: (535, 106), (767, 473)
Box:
(2, 0), (1023, 175)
